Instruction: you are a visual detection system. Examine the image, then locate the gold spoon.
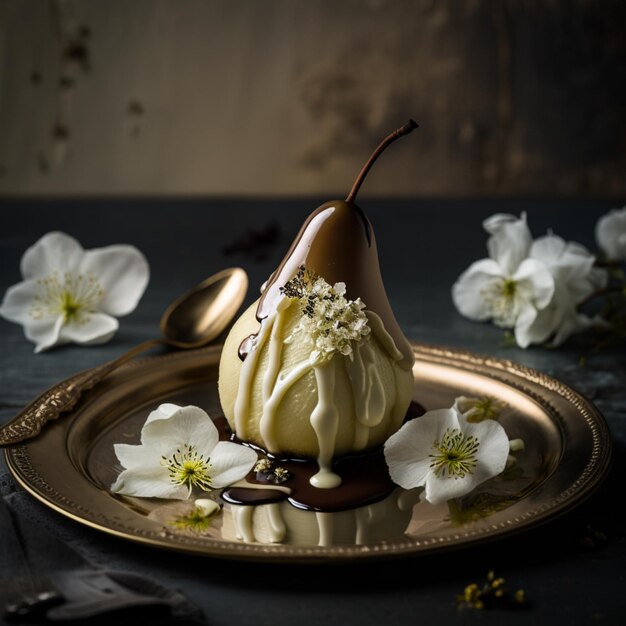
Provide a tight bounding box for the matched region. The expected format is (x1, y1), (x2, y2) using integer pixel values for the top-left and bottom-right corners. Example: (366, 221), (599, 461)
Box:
(0, 267), (248, 446)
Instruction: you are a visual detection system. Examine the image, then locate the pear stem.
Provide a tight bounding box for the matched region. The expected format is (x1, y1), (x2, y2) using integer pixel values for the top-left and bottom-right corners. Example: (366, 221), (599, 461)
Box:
(346, 119), (418, 204)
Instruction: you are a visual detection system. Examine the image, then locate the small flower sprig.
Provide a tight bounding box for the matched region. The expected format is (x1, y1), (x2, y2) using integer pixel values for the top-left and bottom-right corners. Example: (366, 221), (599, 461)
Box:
(254, 458), (291, 484)
(452, 207), (626, 350)
(281, 265), (371, 363)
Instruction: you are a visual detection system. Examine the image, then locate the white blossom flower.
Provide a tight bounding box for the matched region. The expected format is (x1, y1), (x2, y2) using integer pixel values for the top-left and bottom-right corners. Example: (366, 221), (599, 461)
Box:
(595, 206), (626, 261)
(283, 270), (370, 364)
(524, 234), (608, 346)
(384, 405), (509, 505)
(0, 231), (149, 352)
(452, 213), (555, 348)
(111, 404), (257, 499)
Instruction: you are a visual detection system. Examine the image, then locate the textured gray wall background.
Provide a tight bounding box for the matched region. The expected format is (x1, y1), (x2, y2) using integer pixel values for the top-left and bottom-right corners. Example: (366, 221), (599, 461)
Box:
(0, 0), (624, 198)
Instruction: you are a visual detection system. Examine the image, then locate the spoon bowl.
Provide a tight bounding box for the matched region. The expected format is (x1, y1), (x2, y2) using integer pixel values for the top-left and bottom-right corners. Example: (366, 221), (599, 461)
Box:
(160, 267), (248, 348)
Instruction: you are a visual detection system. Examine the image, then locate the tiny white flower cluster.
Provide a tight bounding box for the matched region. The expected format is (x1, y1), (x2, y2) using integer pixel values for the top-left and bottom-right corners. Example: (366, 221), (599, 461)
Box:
(282, 267), (370, 364)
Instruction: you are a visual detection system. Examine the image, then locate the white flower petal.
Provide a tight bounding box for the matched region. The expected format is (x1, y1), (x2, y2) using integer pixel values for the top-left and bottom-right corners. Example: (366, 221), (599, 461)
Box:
(0, 279), (65, 351)
(531, 235), (608, 305)
(20, 231), (85, 279)
(113, 443), (162, 470)
(208, 441), (257, 488)
(596, 206), (626, 261)
(425, 471), (477, 505)
(58, 312), (119, 346)
(144, 403), (184, 426)
(451, 259), (504, 321)
(142, 405), (219, 454)
(111, 467), (188, 499)
(0, 279), (42, 325)
(462, 418), (509, 477)
(386, 454), (432, 491)
(529, 234), (566, 266)
(79, 245), (150, 316)
(0, 280), (66, 352)
(514, 259), (555, 309)
(32, 317), (66, 353)
(514, 302), (545, 348)
(484, 212), (532, 275)
(384, 409), (459, 489)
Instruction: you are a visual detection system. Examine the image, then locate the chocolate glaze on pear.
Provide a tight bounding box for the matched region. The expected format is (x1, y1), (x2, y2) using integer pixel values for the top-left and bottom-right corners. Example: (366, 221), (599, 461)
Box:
(239, 119), (418, 370)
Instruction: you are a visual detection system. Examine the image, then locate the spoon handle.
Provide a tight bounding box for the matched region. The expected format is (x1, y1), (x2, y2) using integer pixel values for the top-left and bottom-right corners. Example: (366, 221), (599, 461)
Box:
(0, 338), (163, 446)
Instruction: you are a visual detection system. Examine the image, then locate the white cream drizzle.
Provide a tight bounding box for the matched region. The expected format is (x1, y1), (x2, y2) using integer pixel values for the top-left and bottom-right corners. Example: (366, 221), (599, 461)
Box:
(231, 502), (287, 544)
(265, 503), (287, 543)
(232, 505), (255, 543)
(309, 360), (342, 488)
(233, 310), (274, 438)
(233, 301), (411, 490)
(226, 488), (417, 547)
(315, 511), (334, 547)
(262, 298), (289, 403)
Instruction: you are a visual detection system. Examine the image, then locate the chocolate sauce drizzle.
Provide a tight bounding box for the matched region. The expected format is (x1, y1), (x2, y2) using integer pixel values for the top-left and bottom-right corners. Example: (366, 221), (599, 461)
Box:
(238, 201), (413, 370)
(217, 401), (424, 513)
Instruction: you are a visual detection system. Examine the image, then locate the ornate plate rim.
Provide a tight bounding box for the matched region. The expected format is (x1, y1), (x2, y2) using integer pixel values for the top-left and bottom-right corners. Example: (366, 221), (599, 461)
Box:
(4, 343), (613, 563)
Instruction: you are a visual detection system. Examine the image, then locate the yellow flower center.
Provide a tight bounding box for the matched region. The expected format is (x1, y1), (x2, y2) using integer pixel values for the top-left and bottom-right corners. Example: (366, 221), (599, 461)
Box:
(162, 444), (212, 494)
(481, 278), (520, 328)
(430, 428), (480, 479)
(30, 272), (105, 324)
(169, 505), (216, 532)
(501, 279), (517, 298)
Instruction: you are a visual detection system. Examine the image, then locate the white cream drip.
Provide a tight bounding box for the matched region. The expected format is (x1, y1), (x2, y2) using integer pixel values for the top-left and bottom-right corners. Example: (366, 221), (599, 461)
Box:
(233, 310), (274, 438)
(224, 488), (417, 547)
(315, 511), (334, 547)
(232, 505), (255, 543)
(259, 359), (311, 452)
(265, 503), (287, 543)
(233, 302), (411, 490)
(355, 501), (386, 545)
(309, 360), (342, 488)
(262, 299), (289, 403)
(365, 311), (409, 366)
(231, 503), (286, 544)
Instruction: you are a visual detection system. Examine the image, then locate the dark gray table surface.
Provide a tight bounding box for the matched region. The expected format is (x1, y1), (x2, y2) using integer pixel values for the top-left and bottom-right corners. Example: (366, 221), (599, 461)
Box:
(1, 197), (624, 625)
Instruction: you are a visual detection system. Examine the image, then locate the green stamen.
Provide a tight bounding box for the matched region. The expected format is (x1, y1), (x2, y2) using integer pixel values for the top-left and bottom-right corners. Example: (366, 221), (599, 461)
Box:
(169, 505), (216, 532)
(502, 279), (517, 298)
(162, 444), (212, 494)
(61, 292), (81, 321)
(430, 429), (480, 479)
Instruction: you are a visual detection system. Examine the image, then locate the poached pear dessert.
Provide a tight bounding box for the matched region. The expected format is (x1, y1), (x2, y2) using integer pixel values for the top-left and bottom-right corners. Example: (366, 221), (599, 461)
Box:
(219, 120), (418, 491)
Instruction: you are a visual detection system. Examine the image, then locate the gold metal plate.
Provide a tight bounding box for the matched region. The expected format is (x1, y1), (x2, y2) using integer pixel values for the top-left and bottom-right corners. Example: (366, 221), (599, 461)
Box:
(4, 344), (612, 563)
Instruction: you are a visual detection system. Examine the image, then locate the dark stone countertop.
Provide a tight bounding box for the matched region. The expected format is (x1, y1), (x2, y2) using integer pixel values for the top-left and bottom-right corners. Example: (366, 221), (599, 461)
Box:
(0, 197), (624, 625)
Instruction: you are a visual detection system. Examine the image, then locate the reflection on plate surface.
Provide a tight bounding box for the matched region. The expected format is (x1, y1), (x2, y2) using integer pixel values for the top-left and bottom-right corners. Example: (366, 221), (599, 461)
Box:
(5, 343), (612, 562)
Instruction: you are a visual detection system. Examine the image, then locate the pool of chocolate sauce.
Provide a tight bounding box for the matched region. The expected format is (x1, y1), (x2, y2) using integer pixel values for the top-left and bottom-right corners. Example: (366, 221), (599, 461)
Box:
(218, 401), (424, 513)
